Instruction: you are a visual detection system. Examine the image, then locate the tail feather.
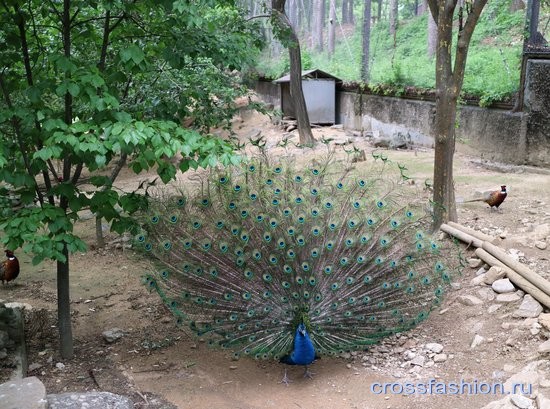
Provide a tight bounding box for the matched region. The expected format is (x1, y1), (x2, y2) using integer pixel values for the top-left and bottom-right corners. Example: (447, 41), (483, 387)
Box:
(138, 154), (459, 359)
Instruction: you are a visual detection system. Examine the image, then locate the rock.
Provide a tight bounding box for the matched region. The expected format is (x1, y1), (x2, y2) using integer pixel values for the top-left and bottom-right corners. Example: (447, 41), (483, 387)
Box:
(488, 304), (503, 313)
(535, 241), (547, 250)
(478, 287), (497, 301)
(433, 353), (447, 363)
(510, 394), (534, 409)
(0, 376), (47, 409)
(538, 339), (550, 354)
(504, 361), (543, 392)
(425, 343), (444, 353)
(471, 334), (485, 349)
(496, 293), (522, 303)
(471, 274), (488, 286)
(484, 266), (507, 284)
(539, 313), (550, 331)
(468, 258), (484, 268)
(536, 393), (550, 409)
(457, 294), (483, 306)
(47, 392), (133, 409)
(410, 355), (425, 367)
(512, 295), (543, 318)
(102, 328), (125, 343)
(55, 362), (65, 370)
(476, 267), (488, 276)
(480, 396), (516, 409)
(492, 278), (516, 294)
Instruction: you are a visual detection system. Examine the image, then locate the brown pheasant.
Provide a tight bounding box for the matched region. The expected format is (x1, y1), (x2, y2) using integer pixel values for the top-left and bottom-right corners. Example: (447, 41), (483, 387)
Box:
(465, 185), (507, 210)
(0, 250), (20, 285)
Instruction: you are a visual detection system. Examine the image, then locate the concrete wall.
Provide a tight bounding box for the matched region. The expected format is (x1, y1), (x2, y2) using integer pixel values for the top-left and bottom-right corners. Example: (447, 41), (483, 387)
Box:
(256, 59), (550, 167)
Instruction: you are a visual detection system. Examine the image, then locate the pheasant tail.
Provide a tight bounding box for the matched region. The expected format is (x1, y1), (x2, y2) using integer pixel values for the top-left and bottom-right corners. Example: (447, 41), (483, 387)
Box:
(138, 154), (458, 361)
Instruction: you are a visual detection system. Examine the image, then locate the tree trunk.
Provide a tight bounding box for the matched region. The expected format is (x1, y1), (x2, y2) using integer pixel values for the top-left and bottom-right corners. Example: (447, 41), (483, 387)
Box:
(312, 0), (325, 51)
(361, 0), (372, 82)
(427, 9), (437, 58)
(342, 0), (355, 24)
(57, 245), (73, 359)
(427, 0), (488, 230)
(389, 0), (398, 35)
(377, 0), (382, 22)
(272, 0), (315, 145)
(328, 0), (336, 55)
(432, 92), (458, 228)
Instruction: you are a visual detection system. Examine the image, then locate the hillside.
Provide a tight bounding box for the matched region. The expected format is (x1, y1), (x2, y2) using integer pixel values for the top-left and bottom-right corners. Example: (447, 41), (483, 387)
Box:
(256, 2), (525, 105)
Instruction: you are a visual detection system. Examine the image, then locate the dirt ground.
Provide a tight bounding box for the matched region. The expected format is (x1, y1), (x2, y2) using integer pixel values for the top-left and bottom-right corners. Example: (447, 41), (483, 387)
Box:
(1, 111), (550, 409)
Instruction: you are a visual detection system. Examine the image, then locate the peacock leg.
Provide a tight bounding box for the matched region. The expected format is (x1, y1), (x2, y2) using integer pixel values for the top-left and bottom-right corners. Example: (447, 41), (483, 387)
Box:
(280, 368), (292, 386)
(303, 365), (315, 379)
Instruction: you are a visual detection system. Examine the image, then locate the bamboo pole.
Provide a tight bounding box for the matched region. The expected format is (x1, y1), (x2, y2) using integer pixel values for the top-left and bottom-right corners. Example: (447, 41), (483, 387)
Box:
(482, 241), (550, 297)
(440, 223), (483, 248)
(447, 221), (495, 243)
(475, 248), (550, 309)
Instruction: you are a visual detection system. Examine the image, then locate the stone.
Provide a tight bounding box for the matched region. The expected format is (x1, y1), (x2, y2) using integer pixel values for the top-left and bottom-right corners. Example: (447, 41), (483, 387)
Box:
(471, 334), (485, 349)
(484, 266), (507, 284)
(492, 278), (516, 294)
(410, 355), (425, 367)
(102, 328), (125, 343)
(510, 394), (534, 409)
(488, 304), (503, 313)
(433, 353), (447, 363)
(47, 392), (133, 409)
(476, 267), (487, 276)
(471, 274), (489, 286)
(536, 393), (550, 409)
(539, 313), (550, 331)
(535, 241), (547, 250)
(496, 293), (522, 303)
(478, 287), (497, 301)
(0, 376), (47, 409)
(425, 343), (444, 353)
(513, 295), (543, 318)
(457, 295), (483, 306)
(480, 396), (516, 409)
(538, 340), (550, 354)
(468, 258), (484, 268)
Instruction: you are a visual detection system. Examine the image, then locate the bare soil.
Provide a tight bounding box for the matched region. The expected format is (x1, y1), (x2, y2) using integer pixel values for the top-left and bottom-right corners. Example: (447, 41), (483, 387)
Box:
(2, 111), (550, 409)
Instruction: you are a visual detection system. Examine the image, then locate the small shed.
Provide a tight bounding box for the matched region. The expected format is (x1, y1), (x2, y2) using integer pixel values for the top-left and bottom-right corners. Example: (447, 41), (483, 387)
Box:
(274, 69), (341, 125)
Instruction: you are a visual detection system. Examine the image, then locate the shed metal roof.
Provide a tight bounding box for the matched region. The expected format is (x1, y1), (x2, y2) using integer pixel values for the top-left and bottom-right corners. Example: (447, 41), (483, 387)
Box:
(273, 69), (341, 83)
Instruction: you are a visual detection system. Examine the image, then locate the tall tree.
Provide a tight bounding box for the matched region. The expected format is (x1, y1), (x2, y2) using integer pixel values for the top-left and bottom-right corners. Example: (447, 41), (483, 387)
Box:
(272, 0), (316, 145)
(389, 0), (399, 35)
(328, 0), (337, 55)
(342, 0), (355, 23)
(0, 0), (260, 358)
(312, 0), (325, 50)
(427, 0), (489, 229)
(361, 0), (372, 81)
(427, 8), (437, 57)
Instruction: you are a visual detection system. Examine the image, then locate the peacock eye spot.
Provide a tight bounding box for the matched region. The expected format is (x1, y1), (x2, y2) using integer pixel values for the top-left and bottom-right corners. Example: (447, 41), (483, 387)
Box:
(201, 199), (209, 206)
(248, 165), (256, 172)
(151, 216), (159, 223)
(234, 185), (241, 192)
(295, 176), (302, 182)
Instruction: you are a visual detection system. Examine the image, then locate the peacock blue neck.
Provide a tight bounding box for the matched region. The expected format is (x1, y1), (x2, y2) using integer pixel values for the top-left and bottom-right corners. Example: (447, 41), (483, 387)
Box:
(289, 323), (316, 365)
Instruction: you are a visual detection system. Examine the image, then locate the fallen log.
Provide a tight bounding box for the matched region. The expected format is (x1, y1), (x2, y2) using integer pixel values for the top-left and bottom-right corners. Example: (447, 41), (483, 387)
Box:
(440, 223), (483, 248)
(482, 241), (550, 297)
(447, 221), (495, 243)
(475, 248), (550, 309)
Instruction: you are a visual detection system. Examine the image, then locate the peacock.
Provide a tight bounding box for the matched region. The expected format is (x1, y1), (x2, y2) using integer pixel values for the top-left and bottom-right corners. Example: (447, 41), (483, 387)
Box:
(138, 151), (459, 384)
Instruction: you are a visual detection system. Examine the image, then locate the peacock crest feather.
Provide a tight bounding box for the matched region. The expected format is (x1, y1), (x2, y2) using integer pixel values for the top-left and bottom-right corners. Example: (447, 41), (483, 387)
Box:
(138, 151), (458, 362)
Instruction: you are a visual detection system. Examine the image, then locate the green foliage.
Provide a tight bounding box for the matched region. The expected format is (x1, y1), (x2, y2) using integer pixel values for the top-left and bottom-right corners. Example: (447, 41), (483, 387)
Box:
(257, 5), (524, 102)
(0, 0), (261, 265)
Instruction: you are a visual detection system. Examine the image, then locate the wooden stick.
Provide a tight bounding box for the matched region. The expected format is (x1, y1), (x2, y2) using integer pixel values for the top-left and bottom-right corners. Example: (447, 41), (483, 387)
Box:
(482, 241), (550, 297)
(475, 248), (550, 309)
(447, 221), (495, 243)
(440, 223), (483, 248)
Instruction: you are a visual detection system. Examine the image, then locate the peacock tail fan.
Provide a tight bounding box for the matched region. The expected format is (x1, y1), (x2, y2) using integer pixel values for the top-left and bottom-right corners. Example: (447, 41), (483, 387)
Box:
(137, 153), (460, 361)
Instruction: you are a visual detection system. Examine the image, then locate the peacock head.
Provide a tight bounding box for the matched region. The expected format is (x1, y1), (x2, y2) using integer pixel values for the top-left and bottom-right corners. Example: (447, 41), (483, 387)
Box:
(297, 323), (307, 336)
(500, 185), (507, 192)
(4, 250), (14, 258)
